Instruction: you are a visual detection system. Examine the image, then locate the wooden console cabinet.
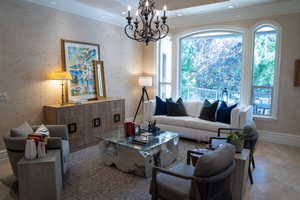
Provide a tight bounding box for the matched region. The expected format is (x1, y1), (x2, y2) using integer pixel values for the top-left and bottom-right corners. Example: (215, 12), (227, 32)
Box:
(44, 98), (125, 152)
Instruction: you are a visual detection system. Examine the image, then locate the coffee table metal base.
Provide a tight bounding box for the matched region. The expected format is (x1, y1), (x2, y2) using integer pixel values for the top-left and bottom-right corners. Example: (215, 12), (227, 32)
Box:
(101, 138), (179, 178)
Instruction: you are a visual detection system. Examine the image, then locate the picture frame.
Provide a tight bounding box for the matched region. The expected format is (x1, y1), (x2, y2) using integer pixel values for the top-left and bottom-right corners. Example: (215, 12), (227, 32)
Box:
(93, 60), (107, 99)
(294, 59), (300, 87)
(61, 39), (100, 103)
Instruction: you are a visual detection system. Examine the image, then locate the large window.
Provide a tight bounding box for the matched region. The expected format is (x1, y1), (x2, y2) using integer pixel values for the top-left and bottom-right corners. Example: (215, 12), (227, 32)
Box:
(156, 24), (281, 118)
(179, 31), (243, 104)
(157, 36), (172, 99)
(252, 25), (279, 117)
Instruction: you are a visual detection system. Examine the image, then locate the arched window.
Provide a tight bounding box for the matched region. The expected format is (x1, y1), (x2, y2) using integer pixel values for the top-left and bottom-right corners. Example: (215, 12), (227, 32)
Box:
(179, 31), (243, 104)
(251, 25), (280, 117)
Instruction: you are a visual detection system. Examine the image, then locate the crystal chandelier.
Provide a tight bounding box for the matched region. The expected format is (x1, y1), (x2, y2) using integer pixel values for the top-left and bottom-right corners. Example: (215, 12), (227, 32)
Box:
(124, 0), (169, 45)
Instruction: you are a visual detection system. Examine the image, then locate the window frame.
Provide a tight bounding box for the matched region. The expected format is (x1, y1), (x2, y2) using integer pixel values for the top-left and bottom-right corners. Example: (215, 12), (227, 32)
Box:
(178, 30), (245, 104)
(250, 22), (281, 119)
(156, 36), (173, 99)
(155, 23), (281, 120)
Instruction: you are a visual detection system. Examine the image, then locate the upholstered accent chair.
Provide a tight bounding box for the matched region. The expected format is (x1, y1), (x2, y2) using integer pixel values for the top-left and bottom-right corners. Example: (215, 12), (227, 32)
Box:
(150, 143), (236, 200)
(3, 125), (70, 178)
(218, 122), (259, 184)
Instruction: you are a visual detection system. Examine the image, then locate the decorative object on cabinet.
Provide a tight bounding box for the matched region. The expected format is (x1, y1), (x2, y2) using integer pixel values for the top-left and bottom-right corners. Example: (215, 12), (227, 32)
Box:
(44, 99), (125, 152)
(93, 60), (107, 99)
(294, 59), (300, 86)
(48, 71), (72, 105)
(61, 39), (100, 102)
(133, 76), (153, 122)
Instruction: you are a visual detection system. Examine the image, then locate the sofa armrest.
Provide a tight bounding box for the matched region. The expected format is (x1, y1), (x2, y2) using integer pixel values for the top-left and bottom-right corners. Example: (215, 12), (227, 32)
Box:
(239, 105), (253, 128)
(143, 100), (156, 123)
(230, 107), (241, 128)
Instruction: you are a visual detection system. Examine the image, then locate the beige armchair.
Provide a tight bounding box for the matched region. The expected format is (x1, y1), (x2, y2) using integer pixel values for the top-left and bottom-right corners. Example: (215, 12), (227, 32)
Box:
(150, 143), (236, 200)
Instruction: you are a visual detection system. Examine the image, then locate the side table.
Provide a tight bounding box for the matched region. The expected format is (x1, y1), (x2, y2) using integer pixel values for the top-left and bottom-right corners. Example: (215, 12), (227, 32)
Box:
(17, 150), (62, 200)
(190, 148), (250, 200)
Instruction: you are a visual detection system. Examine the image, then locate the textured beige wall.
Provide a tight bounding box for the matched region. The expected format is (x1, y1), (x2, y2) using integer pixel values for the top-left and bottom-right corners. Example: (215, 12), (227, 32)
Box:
(143, 13), (300, 136)
(0, 0), (143, 149)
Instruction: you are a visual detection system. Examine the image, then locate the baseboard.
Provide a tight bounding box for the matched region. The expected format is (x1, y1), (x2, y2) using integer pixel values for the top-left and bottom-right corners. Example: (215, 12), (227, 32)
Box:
(0, 149), (8, 161)
(259, 130), (300, 147)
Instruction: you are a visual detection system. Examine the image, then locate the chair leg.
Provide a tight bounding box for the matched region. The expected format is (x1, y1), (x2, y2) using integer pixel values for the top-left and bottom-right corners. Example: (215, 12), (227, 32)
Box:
(251, 156), (256, 169)
(248, 164), (254, 184)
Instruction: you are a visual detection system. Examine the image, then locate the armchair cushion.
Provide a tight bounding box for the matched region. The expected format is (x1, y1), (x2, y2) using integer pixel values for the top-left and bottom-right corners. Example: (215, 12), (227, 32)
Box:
(194, 143), (235, 177)
(10, 122), (33, 137)
(151, 163), (194, 200)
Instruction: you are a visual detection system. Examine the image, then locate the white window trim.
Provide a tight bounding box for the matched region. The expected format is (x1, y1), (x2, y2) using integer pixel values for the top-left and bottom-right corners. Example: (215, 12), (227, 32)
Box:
(173, 26), (248, 104)
(155, 23), (281, 120)
(155, 35), (173, 98)
(249, 21), (282, 119)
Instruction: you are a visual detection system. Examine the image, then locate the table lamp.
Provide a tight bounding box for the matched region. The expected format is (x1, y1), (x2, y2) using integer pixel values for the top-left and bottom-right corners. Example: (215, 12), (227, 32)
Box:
(49, 71), (72, 105)
(133, 76), (153, 122)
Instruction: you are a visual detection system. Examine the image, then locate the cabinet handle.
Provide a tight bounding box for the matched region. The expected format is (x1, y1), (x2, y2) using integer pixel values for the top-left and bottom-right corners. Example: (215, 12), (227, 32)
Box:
(93, 118), (101, 128)
(68, 123), (77, 134)
(113, 114), (121, 123)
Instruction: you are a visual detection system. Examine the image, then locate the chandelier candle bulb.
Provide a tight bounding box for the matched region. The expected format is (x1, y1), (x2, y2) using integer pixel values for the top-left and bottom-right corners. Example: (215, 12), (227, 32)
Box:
(128, 6), (131, 17)
(124, 0), (169, 45)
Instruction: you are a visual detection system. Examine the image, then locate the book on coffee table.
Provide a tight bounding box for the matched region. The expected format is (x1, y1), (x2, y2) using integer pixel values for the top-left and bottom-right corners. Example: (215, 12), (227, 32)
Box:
(132, 135), (150, 145)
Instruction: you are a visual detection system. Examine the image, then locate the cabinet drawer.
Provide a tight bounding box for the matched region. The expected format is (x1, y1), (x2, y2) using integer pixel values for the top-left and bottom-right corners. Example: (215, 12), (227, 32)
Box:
(106, 100), (125, 131)
(84, 103), (106, 144)
(57, 107), (85, 151)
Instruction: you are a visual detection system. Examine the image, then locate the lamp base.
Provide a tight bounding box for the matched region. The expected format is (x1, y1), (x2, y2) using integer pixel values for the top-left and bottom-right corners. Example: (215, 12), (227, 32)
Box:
(61, 82), (66, 105)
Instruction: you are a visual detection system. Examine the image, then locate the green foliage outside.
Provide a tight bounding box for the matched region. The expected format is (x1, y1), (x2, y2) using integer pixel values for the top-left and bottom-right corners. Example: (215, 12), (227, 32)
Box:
(180, 33), (243, 101)
(180, 30), (277, 102)
(253, 31), (277, 86)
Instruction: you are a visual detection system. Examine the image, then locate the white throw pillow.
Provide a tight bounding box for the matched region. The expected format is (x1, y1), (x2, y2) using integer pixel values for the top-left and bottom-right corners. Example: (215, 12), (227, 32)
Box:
(11, 122), (33, 137)
(183, 101), (203, 118)
(35, 124), (50, 136)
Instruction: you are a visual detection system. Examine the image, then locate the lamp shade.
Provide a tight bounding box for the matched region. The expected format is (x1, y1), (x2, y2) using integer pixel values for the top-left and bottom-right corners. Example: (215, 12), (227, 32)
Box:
(48, 71), (72, 80)
(138, 76), (153, 87)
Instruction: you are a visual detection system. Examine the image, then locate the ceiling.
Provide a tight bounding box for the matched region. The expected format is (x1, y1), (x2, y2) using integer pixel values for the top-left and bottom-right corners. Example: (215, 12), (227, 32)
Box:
(77, 0), (230, 12)
(24, 0), (300, 27)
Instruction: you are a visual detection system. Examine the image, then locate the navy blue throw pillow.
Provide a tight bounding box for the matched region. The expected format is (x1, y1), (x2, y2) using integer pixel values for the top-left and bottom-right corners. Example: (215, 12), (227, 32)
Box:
(154, 96), (172, 115)
(199, 100), (219, 122)
(166, 98), (188, 116)
(216, 101), (238, 124)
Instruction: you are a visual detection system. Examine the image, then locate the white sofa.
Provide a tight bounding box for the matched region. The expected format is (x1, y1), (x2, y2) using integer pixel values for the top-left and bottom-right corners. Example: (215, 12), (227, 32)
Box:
(143, 100), (253, 141)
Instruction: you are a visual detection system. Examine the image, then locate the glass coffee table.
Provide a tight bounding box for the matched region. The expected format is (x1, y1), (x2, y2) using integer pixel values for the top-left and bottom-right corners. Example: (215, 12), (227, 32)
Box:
(96, 128), (179, 178)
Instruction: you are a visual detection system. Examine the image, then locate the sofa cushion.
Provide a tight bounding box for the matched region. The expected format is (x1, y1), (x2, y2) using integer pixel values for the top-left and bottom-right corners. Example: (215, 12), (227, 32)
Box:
(152, 116), (192, 127)
(194, 143), (235, 177)
(166, 98), (188, 116)
(183, 101), (203, 118)
(184, 118), (230, 132)
(150, 163), (193, 200)
(199, 100), (219, 122)
(154, 96), (172, 115)
(216, 101), (238, 124)
(11, 122), (34, 137)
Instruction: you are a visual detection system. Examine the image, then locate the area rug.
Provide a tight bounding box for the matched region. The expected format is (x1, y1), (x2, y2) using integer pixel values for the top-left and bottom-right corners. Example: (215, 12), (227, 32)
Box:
(0, 139), (204, 200)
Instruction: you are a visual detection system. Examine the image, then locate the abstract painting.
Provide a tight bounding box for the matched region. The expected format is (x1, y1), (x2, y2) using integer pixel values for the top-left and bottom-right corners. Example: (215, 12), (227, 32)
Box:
(62, 40), (100, 102)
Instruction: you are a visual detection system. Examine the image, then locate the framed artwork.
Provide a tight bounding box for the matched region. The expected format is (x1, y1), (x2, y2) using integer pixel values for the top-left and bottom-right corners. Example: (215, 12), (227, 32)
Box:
(93, 60), (107, 99)
(61, 39), (100, 102)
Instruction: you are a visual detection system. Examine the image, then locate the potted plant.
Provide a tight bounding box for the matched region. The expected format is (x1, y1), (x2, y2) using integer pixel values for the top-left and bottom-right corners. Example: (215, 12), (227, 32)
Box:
(228, 131), (244, 153)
